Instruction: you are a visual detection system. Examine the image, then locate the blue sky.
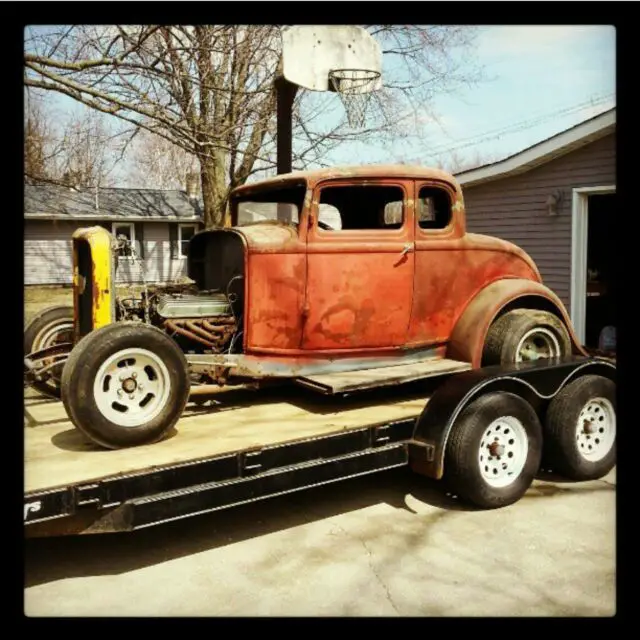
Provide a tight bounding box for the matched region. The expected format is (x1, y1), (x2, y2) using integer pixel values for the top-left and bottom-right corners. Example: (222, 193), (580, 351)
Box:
(28, 24), (616, 183)
(327, 25), (615, 169)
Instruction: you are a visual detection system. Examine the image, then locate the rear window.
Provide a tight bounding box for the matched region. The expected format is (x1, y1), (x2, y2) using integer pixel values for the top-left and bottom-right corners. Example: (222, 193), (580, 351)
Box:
(236, 202), (299, 225)
(234, 184), (305, 226)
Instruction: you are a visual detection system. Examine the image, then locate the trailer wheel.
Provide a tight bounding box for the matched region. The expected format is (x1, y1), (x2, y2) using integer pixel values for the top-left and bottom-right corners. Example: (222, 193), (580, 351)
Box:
(24, 305), (74, 398)
(542, 375), (616, 480)
(444, 392), (543, 509)
(483, 309), (571, 365)
(61, 322), (190, 449)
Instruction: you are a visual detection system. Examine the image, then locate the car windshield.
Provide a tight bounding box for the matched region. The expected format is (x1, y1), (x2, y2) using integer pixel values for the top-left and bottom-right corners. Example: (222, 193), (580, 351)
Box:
(233, 183), (306, 227)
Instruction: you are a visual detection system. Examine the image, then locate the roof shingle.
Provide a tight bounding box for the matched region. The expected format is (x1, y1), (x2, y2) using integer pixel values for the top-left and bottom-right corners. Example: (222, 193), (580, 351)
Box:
(24, 184), (204, 220)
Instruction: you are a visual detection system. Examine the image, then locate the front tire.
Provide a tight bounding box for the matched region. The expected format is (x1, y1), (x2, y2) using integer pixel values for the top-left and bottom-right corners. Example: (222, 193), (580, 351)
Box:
(24, 305), (74, 398)
(542, 375), (616, 480)
(483, 309), (572, 365)
(444, 392), (543, 509)
(61, 322), (190, 449)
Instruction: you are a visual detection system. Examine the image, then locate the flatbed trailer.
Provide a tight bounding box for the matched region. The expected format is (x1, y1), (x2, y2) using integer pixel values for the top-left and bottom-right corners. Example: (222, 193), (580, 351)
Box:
(24, 356), (616, 537)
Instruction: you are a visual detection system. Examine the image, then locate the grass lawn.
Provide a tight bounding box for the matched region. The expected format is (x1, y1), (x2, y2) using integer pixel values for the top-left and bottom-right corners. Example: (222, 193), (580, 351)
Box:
(24, 285), (144, 325)
(24, 286), (73, 325)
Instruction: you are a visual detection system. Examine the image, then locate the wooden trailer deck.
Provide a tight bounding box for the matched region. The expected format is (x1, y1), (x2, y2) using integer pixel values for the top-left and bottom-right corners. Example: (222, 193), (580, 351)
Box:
(24, 384), (431, 494)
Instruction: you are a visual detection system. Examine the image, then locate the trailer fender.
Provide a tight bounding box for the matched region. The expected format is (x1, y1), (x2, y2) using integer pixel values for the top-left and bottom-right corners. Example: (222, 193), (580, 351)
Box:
(408, 358), (615, 480)
(446, 279), (587, 368)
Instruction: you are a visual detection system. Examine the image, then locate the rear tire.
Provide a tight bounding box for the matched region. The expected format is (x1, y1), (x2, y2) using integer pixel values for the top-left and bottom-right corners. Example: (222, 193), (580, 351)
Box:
(24, 305), (74, 398)
(542, 375), (616, 480)
(61, 322), (190, 449)
(444, 392), (543, 509)
(483, 309), (571, 365)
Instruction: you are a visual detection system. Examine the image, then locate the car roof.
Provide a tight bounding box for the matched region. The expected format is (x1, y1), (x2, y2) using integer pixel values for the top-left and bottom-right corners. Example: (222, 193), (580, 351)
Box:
(231, 165), (461, 196)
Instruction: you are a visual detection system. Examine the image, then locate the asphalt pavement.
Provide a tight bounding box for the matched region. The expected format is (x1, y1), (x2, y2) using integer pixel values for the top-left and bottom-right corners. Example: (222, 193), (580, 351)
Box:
(24, 465), (616, 617)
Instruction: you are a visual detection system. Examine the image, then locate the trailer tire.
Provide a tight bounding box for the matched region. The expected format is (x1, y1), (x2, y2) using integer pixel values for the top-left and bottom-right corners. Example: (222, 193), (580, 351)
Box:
(61, 322), (190, 449)
(483, 309), (571, 365)
(444, 391), (542, 509)
(542, 375), (616, 480)
(24, 305), (74, 398)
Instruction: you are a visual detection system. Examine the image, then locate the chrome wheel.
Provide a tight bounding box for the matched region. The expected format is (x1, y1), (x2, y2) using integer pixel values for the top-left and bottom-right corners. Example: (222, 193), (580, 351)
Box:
(515, 327), (561, 362)
(478, 416), (529, 488)
(93, 348), (171, 428)
(575, 397), (615, 462)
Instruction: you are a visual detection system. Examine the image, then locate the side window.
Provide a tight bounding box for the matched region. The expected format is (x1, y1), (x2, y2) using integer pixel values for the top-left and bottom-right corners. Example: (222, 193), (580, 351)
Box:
(417, 187), (452, 230)
(317, 185), (405, 231)
(112, 222), (135, 257)
(178, 224), (198, 258)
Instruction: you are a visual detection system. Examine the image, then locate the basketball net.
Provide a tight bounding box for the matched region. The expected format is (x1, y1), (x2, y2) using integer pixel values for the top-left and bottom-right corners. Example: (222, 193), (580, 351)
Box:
(329, 69), (380, 128)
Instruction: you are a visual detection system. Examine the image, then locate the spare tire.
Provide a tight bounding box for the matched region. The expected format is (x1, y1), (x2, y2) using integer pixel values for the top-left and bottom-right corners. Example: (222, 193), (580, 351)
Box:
(483, 309), (571, 366)
(24, 305), (74, 398)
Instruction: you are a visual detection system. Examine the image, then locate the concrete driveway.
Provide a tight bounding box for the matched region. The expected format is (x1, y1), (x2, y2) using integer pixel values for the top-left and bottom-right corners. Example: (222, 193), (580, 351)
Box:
(24, 465), (615, 617)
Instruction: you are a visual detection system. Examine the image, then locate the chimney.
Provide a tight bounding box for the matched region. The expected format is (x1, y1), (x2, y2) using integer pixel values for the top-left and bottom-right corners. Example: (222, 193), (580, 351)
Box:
(185, 172), (200, 200)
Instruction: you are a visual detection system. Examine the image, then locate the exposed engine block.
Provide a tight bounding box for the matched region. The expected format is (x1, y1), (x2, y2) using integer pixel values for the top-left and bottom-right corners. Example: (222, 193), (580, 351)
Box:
(116, 286), (239, 354)
(153, 292), (237, 353)
(154, 292), (231, 319)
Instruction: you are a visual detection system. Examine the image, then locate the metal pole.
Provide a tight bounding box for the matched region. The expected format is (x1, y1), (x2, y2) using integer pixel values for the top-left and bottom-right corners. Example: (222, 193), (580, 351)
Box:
(276, 77), (298, 175)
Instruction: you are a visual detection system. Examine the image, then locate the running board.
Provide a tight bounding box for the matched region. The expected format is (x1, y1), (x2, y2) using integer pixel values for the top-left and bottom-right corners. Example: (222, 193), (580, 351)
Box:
(294, 358), (472, 395)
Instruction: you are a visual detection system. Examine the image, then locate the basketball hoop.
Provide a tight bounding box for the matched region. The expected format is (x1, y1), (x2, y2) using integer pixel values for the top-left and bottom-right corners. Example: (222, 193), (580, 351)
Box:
(329, 69), (381, 128)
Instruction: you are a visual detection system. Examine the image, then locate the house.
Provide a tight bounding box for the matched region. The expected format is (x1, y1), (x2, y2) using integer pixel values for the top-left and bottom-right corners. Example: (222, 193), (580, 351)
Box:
(455, 108), (616, 351)
(24, 181), (204, 286)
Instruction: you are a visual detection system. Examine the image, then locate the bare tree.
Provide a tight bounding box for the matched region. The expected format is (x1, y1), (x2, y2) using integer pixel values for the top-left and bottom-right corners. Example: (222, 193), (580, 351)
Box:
(433, 148), (500, 175)
(24, 92), (128, 187)
(24, 93), (64, 184)
(127, 130), (199, 190)
(24, 25), (481, 226)
(53, 108), (133, 188)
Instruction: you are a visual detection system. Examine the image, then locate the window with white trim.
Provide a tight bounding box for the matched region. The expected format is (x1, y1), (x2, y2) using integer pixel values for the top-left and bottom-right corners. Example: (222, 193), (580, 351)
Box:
(179, 224), (198, 258)
(112, 222), (135, 257)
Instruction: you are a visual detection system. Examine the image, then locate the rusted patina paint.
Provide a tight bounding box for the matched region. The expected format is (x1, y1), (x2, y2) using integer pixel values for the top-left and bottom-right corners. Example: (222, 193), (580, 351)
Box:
(447, 278), (587, 367)
(245, 252), (306, 350)
(300, 177), (415, 351)
(409, 234), (541, 346)
(234, 223), (299, 252)
(225, 166), (576, 367)
(186, 344), (445, 378)
(71, 226), (114, 335)
(231, 164), (461, 197)
(303, 251), (413, 350)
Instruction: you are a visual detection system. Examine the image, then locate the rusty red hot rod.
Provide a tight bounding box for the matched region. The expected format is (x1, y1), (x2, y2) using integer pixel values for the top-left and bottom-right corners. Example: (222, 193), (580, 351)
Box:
(25, 165), (585, 450)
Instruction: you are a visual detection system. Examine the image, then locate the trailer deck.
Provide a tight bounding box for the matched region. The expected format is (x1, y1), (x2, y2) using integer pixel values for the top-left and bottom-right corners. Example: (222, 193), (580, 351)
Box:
(25, 385), (429, 493)
(24, 357), (616, 537)
(24, 381), (440, 535)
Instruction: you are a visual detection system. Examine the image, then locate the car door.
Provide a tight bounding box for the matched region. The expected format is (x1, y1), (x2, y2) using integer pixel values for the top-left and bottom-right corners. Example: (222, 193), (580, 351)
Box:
(407, 180), (465, 346)
(302, 179), (415, 351)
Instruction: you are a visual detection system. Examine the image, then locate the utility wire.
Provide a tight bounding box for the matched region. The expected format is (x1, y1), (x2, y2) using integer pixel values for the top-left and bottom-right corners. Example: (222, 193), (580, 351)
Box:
(425, 91), (615, 158)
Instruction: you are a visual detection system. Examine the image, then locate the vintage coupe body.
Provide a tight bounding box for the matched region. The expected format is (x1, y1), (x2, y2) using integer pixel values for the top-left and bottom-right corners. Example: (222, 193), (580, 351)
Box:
(24, 165), (584, 448)
(205, 165), (581, 366)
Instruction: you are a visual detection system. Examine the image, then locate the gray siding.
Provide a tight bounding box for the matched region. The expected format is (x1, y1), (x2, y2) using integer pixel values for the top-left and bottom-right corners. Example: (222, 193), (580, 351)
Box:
(462, 133), (615, 310)
(24, 220), (193, 286)
(114, 222), (190, 285)
(24, 220), (81, 285)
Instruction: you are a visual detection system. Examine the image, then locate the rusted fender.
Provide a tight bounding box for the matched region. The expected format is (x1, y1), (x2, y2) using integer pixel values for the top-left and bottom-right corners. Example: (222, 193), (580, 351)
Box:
(447, 278), (587, 367)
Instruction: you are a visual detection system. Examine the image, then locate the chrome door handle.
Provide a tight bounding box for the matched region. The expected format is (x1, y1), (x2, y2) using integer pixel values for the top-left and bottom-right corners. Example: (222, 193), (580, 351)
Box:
(400, 243), (413, 256)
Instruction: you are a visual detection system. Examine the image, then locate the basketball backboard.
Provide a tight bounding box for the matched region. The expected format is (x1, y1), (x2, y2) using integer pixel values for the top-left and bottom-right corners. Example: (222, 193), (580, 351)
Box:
(281, 25), (382, 93)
